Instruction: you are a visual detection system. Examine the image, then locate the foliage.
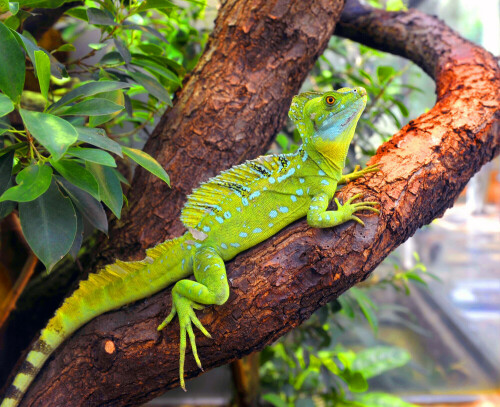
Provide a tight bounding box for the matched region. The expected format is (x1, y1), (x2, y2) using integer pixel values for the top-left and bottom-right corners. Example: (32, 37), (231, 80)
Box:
(260, 253), (435, 407)
(0, 0), (208, 270)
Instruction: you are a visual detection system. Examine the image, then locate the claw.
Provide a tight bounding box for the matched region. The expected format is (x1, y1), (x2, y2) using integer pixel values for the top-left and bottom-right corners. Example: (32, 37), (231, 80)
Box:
(158, 305), (177, 331)
(346, 193), (363, 205)
(352, 215), (365, 226)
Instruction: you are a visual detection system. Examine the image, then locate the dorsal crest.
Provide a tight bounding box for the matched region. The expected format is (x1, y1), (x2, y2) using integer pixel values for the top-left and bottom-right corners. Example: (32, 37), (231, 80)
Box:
(181, 155), (284, 229)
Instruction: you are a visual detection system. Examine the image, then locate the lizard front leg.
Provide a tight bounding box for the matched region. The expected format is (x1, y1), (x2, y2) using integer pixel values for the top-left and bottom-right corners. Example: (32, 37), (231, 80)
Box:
(157, 246), (229, 390)
(307, 192), (379, 228)
(338, 164), (379, 185)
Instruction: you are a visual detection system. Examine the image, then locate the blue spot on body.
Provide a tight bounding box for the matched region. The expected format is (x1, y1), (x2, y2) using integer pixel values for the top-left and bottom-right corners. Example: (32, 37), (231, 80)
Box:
(224, 211), (231, 219)
(215, 216), (224, 224)
(230, 242), (240, 248)
(220, 275), (225, 280)
(299, 178), (305, 184)
(204, 265), (210, 272)
(318, 170), (326, 176)
(239, 232), (248, 238)
(269, 210), (278, 218)
(236, 207), (242, 212)
(279, 206), (289, 213)
(203, 226), (210, 232)
(253, 228), (262, 233)
(187, 245), (192, 250)
(249, 191), (261, 200)
(242, 197), (249, 206)
(291, 195), (297, 202)
(268, 177), (276, 184)
(296, 188), (303, 195)
(198, 289), (203, 296)
(221, 243), (228, 249)
(321, 179), (329, 185)
(310, 205), (319, 210)
(325, 214), (331, 221)
(268, 223), (273, 228)
(194, 242), (202, 248)
(182, 259), (185, 269)
(277, 167), (295, 183)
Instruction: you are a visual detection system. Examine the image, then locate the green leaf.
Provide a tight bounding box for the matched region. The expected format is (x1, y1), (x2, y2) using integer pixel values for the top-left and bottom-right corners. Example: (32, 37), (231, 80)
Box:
(56, 98), (124, 117)
(352, 346), (411, 379)
(53, 43), (76, 52)
(0, 164), (52, 202)
(19, 109), (78, 161)
(262, 394), (288, 407)
(122, 146), (169, 185)
(68, 209), (83, 259)
(47, 80), (130, 112)
(137, 43), (163, 56)
(57, 176), (107, 233)
(50, 158), (99, 200)
(0, 93), (15, 117)
(86, 7), (115, 25)
(0, 151), (15, 218)
(9, 2), (19, 14)
(114, 37), (131, 64)
(67, 147), (116, 167)
(377, 65), (396, 84)
(131, 58), (181, 86)
(34, 50), (51, 101)
(75, 126), (122, 156)
(86, 162), (122, 218)
(350, 287), (378, 334)
(392, 98), (409, 117)
(65, 6), (88, 21)
(19, 180), (77, 271)
(136, 0), (174, 12)
(88, 89), (125, 127)
(354, 392), (416, 407)
(88, 42), (107, 50)
(341, 369), (368, 393)
(128, 71), (172, 105)
(0, 22), (25, 102)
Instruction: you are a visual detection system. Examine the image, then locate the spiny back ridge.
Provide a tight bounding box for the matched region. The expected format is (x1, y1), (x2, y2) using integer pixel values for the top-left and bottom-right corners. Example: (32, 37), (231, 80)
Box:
(180, 155), (284, 229)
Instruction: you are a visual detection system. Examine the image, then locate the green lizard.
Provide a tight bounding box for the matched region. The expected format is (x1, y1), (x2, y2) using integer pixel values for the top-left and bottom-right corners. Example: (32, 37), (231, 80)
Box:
(1, 87), (380, 407)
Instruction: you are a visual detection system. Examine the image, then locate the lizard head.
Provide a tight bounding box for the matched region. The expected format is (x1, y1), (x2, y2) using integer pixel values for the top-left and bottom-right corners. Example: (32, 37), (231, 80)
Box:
(292, 87), (367, 167)
(304, 87), (367, 140)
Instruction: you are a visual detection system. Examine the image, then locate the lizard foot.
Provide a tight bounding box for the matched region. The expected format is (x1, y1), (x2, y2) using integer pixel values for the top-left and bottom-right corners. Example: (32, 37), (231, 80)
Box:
(341, 163), (380, 184)
(157, 292), (211, 390)
(335, 193), (380, 226)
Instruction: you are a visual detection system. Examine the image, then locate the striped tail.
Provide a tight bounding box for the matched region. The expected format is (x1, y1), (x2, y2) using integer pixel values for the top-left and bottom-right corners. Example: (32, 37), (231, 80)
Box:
(1, 234), (193, 407)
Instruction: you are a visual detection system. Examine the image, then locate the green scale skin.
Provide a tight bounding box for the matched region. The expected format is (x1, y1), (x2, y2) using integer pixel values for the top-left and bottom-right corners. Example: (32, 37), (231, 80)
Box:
(1, 87), (380, 407)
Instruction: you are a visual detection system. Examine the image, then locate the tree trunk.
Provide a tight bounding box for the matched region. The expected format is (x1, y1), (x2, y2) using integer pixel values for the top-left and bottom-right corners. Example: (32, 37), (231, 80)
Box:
(4, 0), (500, 405)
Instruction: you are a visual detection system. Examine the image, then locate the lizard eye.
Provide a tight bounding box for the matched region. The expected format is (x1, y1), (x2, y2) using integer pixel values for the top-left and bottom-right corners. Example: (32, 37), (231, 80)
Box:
(325, 96), (336, 105)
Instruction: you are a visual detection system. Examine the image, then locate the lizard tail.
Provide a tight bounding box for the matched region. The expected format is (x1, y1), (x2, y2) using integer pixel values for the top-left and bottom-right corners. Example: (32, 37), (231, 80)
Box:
(1, 234), (193, 407)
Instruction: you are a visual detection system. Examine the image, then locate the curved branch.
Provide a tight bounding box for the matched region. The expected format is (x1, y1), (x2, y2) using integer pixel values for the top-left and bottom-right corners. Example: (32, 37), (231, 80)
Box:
(10, 1), (500, 406)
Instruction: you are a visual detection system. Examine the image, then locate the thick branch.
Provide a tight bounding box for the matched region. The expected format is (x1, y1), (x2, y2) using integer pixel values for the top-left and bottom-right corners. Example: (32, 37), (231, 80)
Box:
(9, 2), (500, 406)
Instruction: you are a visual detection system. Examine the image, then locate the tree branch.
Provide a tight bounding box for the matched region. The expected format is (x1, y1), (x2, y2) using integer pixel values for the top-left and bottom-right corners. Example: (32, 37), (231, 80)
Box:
(7, 1), (499, 405)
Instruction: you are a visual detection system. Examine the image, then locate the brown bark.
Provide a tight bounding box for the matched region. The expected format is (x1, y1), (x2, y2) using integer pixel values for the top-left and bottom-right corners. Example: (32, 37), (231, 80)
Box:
(6, 0), (500, 406)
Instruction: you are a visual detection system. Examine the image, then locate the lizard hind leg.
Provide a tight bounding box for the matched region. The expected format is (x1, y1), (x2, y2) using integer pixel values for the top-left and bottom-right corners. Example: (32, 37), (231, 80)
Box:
(157, 246), (229, 390)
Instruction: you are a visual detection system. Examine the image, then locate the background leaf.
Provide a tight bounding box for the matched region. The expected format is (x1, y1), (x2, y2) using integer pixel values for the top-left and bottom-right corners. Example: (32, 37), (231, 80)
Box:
(20, 109), (78, 160)
(122, 146), (170, 185)
(0, 151), (15, 218)
(0, 22), (25, 102)
(128, 71), (172, 105)
(34, 50), (51, 101)
(19, 180), (77, 271)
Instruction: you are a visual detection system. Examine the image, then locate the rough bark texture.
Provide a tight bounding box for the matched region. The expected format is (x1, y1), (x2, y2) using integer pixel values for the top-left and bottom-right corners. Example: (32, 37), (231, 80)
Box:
(4, 0), (500, 406)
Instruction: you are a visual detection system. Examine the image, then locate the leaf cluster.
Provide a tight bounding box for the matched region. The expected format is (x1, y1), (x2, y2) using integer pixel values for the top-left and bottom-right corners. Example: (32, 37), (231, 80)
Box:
(0, 0), (207, 271)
